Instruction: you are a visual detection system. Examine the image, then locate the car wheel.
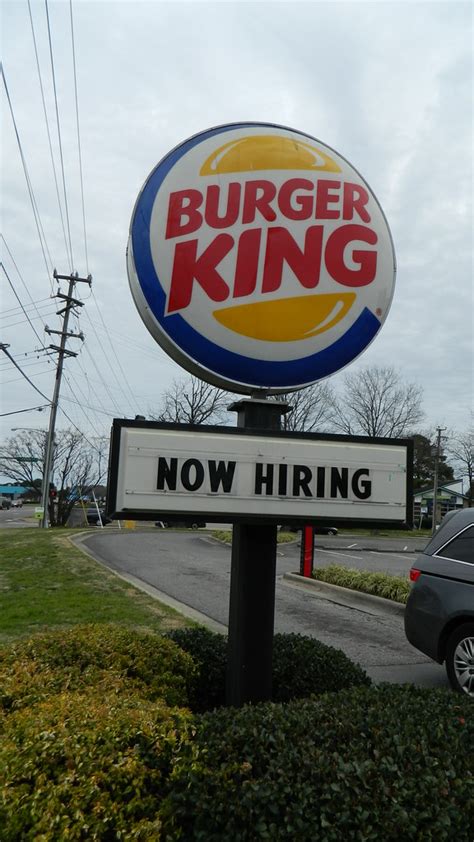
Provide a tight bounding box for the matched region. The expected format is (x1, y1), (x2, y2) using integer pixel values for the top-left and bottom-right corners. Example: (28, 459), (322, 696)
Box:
(328, 528), (337, 535)
(445, 623), (474, 697)
(191, 523), (199, 529)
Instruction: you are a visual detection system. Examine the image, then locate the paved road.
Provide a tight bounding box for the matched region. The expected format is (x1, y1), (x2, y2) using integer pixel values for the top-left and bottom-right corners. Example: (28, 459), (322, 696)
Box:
(80, 529), (448, 692)
(0, 507), (36, 528)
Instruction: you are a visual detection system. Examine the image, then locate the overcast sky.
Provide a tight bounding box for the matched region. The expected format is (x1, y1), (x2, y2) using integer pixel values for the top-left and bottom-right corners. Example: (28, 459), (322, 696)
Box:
(1, 1), (472, 460)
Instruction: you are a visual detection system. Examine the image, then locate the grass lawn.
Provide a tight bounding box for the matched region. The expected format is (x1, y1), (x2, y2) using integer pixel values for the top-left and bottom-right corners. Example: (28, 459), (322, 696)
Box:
(0, 527), (190, 644)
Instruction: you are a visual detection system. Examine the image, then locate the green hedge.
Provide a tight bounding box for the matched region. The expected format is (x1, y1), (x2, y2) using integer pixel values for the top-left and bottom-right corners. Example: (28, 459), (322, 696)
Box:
(0, 623), (196, 712)
(313, 563), (410, 604)
(161, 685), (474, 841)
(165, 628), (370, 711)
(1, 624), (472, 840)
(1, 685), (190, 841)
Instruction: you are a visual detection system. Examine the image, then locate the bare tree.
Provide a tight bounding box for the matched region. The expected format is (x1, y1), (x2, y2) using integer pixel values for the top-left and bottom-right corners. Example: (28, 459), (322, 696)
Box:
(0, 429), (108, 526)
(331, 365), (424, 437)
(150, 375), (231, 424)
(447, 421), (474, 506)
(274, 382), (336, 432)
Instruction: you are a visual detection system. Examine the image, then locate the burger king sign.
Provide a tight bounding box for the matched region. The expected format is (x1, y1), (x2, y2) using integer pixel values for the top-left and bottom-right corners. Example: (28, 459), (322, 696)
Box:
(127, 122), (396, 393)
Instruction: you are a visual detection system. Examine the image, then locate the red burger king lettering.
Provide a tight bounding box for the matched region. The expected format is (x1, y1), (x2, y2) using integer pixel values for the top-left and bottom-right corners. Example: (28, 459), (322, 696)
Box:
(165, 178), (371, 238)
(164, 177), (377, 316)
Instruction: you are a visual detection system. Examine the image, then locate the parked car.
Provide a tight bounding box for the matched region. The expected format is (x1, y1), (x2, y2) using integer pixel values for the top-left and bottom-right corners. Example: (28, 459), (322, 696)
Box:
(280, 524), (338, 535)
(86, 508), (112, 526)
(405, 508), (474, 697)
(155, 520), (206, 529)
(10, 499), (23, 508)
(0, 496), (11, 510)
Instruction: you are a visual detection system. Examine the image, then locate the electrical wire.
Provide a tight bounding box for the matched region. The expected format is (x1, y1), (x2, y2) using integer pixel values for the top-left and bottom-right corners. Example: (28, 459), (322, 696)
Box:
(0, 344), (52, 401)
(1, 63), (55, 289)
(0, 404), (50, 417)
(63, 376), (120, 421)
(74, 348), (121, 417)
(80, 342), (124, 415)
(27, 0), (71, 270)
(1, 310), (59, 330)
(69, 0), (89, 274)
(76, 310), (137, 415)
(44, 0), (74, 272)
(0, 346), (106, 456)
(1, 296), (52, 317)
(1, 262), (46, 346)
(89, 290), (140, 411)
(0, 357), (54, 372)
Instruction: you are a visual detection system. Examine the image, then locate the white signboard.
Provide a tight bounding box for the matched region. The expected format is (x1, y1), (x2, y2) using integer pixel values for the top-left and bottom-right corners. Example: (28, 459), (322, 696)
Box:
(108, 422), (411, 527)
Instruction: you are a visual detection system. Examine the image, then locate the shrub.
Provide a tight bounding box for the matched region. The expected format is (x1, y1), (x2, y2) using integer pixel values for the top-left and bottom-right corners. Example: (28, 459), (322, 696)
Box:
(272, 633), (370, 701)
(161, 684), (474, 841)
(165, 628), (370, 711)
(211, 530), (295, 544)
(313, 563), (410, 604)
(0, 685), (191, 841)
(0, 623), (196, 711)
(165, 626), (227, 711)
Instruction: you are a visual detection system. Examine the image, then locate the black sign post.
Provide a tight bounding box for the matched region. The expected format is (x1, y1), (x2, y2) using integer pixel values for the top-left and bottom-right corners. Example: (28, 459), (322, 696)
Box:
(226, 398), (289, 707)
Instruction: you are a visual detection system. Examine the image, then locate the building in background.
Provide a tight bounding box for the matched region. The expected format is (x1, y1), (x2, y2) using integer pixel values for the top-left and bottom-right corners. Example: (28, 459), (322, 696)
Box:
(413, 480), (468, 528)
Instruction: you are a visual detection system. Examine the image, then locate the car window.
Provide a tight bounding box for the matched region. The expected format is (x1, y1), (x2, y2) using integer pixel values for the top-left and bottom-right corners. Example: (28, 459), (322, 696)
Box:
(436, 525), (474, 563)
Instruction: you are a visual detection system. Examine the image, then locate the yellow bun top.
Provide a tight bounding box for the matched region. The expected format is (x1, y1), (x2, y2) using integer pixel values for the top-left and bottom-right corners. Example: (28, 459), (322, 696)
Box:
(200, 134), (342, 175)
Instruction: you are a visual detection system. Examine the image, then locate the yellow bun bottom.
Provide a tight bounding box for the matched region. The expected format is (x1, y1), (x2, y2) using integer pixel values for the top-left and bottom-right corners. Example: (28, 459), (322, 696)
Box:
(212, 292), (356, 341)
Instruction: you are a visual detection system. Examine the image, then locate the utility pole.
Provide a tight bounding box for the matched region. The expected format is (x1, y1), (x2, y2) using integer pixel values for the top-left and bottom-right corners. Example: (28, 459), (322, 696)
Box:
(431, 426), (447, 535)
(40, 270), (91, 528)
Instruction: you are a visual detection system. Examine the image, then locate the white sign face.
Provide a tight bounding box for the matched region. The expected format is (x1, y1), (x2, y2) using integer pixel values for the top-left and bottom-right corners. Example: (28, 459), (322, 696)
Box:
(108, 424), (410, 525)
(127, 122), (396, 394)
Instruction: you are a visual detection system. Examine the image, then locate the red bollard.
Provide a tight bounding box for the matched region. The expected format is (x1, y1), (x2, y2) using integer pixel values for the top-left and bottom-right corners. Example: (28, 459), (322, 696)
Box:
(300, 524), (315, 578)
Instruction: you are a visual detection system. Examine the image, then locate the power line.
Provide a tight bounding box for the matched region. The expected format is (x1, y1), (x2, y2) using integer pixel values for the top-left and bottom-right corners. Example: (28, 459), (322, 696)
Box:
(0, 296), (52, 317)
(1, 63), (54, 289)
(74, 348), (123, 417)
(78, 318), (133, 415)
(0, 404), (50, 418)
(63, 373), (118, 421)
(27, 0), (71, 269)
(89, 289), (139, 411)
(0, 357), (54, 372)
(44, 0), (74, 272)
(0, 343), (52, 402)
(69, 0), (89, 274)
(1, 262), (46, 346)
(1, 370), (53, 385)
(1, 310), (59, 330)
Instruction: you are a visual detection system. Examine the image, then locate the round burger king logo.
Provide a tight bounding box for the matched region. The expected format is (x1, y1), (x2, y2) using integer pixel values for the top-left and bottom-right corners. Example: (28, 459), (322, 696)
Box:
(127, 122), (396, 393)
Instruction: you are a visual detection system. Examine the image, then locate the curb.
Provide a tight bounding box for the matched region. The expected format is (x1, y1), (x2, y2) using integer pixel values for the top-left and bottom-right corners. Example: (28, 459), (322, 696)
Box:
(282, 572), (406, 617)
(70, 533), (228, 635)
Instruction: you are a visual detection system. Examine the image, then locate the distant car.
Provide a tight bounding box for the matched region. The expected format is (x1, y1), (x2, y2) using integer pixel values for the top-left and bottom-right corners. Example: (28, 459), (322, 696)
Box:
(405, 508), (474, 697)
(86, 508), (112, 526)
(280, 524), (338, 535)
(10, 499), (23, 508)
(0, 497), (11, 510)
(155, 520), (206, 529)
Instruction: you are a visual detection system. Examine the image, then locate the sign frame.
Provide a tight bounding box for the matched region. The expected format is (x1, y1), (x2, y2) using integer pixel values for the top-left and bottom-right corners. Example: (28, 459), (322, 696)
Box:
(106, 418), (413, 530)
(127, 121), (397, 395)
